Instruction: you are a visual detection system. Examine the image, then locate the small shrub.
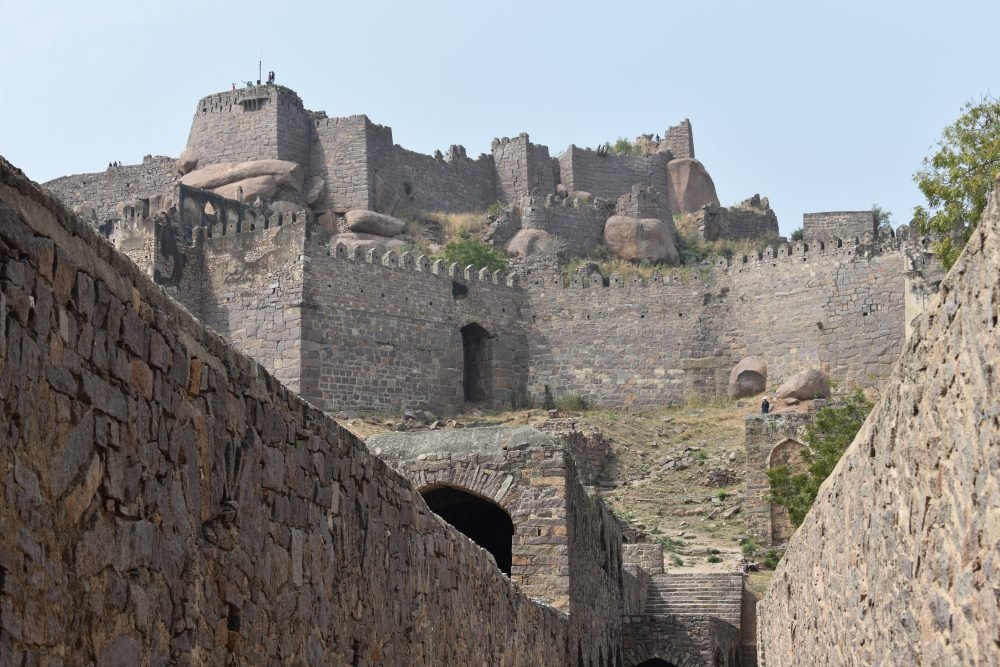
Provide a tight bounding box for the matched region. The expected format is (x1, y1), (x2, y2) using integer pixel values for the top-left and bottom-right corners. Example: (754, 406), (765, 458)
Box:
(762, 549), (782, 570)
(660, 536), (686, 553)
(790, 227), (804, 241)
(610, 137), (634, 155)
(555, 393), (589, 412)
(708, 548), (720, 555)
(741, 538), (760, 558)
(433, 230), (508, 272)
(707, 554), (722, 564)
(717, 490), (729, 501)
(670, 554), (684, 567)
(509, 385), (533, 410)
(694, 450), (708, 462)
(542, 385), (555, 410)
(486, 200), (506, 217)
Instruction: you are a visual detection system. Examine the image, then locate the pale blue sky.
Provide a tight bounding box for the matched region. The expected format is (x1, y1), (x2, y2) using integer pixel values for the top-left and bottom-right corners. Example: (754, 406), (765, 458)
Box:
(2, 0), (997, 235)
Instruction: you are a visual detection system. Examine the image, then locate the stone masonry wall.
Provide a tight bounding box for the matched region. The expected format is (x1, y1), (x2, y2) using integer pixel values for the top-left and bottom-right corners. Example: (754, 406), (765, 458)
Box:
(310, 115), (372, 212)
(184, 86), (311, 168)
(368, 124), (497, 214)
(695, 203), (779, 242)
(743, 413), (811, 546)
(663, 119), (695, 159)
(802, 210), (875, 244)
(0, 156), (575, 666)
(43, 157), (178, 222)
(559, 147), (669, 200)
(757, 183), (1000, 665)
(520, 196), (609, 257)
(523, 241), (907, 409)
(300, 241), (529, 414)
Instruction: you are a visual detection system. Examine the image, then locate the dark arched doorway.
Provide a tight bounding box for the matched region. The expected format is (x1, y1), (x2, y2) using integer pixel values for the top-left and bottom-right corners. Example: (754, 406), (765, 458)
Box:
(461, 323), (491, 403)
(421, 486), (513, 575)
(635, 660), (679, 667)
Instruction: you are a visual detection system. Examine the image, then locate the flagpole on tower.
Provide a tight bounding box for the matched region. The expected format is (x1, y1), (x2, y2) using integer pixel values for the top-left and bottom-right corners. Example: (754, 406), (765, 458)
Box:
(259, 54), (262, 85)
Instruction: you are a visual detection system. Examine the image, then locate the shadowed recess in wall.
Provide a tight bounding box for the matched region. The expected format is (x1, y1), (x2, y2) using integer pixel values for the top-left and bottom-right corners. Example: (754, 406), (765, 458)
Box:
(420, 485), (514, 575)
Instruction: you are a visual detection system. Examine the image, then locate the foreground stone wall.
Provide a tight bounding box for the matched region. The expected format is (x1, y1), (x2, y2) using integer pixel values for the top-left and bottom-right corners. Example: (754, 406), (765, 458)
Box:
(0, 157), (575, 665)
(758, 185), (1000, 665)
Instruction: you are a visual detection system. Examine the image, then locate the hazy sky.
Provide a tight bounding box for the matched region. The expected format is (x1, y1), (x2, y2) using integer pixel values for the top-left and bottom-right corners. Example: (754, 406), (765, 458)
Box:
(2, 0), (997, 235)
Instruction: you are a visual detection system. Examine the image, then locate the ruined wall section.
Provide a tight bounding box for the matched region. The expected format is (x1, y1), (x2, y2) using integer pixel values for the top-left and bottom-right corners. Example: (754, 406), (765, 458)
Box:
(300, 243), (529, 414)
(743, 413), (812, 546)
(520, 196), (608, 256)
(558, 147), (669, 201)
(663, 119), (695, 159)
(492, 134), (555, 203)
(757, 186), (1000, 666)
(0, 158), (577, 666)
(802, 210), (875, 243)
(695, 201), (779, 241)
(368, 123), (497, 214)
(311, 115), (372, 212)
(43, 157), (177, 222)
(184, 86), (311, 167)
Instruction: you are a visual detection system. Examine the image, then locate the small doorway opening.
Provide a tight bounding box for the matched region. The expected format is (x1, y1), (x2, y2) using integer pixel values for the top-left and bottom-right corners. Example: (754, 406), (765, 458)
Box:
(421, 485), (514, 575)
(461, 323), (491, 403)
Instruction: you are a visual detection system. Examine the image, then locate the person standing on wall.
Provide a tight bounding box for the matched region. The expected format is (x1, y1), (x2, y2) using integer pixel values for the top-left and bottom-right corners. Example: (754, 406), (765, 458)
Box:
(761, 397), (770, 414)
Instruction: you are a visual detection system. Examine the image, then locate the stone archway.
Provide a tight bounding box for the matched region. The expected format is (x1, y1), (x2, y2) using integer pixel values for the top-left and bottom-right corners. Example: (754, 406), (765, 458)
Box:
(420, 484), (514, 575)
(461, 323), (491, 403)
(635, 659), (680, 667)
(768, 438), (807, 545)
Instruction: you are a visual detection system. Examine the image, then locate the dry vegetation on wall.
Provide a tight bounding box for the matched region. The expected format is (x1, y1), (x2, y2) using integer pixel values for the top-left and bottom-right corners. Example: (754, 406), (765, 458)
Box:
(673, 213), (775, 264)
(347, 395), (770, 574)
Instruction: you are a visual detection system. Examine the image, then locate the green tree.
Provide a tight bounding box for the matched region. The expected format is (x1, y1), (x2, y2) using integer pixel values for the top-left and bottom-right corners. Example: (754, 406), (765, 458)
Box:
(435, 230), (508, 273)
(913, 96), (1000, 269)
(790, 228), (804, 241)
(872, 203), (893, 236)
(767, 390), (874, 527)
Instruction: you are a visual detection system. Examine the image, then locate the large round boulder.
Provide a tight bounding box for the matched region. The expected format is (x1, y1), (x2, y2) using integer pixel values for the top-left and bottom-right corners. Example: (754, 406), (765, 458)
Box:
(345, 209), (406, 237)
(728, 356), (767, 398)
(603, 216), (679, 265)
(775, 369), (831, 401)
(666, 158), (720, 214)
(505, 229), (558, 257)
(180, 159), (304, 193)
(176, 147), (198, 175)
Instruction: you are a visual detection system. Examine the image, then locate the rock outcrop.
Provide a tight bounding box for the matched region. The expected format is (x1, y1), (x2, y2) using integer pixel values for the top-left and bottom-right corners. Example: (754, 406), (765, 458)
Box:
(665, 158), (720, 215)
(179, 160), (304, 201)
(773, 369), (830, 400)
(758, 180), (1000, 665)
(331, 232), (406, 253)
(506, 229), (558, 257)
(345, 209), (406, 237)
(603, 216), (679, 265)
(728, 357), (767, 398)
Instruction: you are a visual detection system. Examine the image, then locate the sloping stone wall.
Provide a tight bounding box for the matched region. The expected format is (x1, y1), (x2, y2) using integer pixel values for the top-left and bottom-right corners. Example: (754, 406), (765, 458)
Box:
(0, 157), (574, 666)
(757, 185), (1000, 665)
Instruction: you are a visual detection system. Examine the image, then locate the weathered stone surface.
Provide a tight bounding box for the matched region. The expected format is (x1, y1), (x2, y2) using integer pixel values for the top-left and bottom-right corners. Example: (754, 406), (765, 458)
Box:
(179, 159), (304, 193)
(344, 209), (406, 236)
(603, 216), (679, 265)
(331, 232), (406, 252)
(773, 368), (830, 400)
(728, 356), (767, 398)
(665, 158), (719, 214)
(211, 174), (282, 202)
(759, 179), (1000, 665)
(72, 204), (96, 221)
(505, 228), (558, 257)
(176, 147), (198, 175)
(305, 176), (325, 207)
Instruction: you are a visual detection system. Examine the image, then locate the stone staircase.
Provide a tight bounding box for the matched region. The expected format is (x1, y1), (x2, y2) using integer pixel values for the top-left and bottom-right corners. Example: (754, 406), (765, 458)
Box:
(643, 573), (744, 628)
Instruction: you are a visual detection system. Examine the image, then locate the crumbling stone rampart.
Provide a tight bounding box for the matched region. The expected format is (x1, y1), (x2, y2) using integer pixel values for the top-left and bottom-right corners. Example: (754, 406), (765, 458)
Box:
(757, 182), (1000, 665)
(802, 210), (876, 244)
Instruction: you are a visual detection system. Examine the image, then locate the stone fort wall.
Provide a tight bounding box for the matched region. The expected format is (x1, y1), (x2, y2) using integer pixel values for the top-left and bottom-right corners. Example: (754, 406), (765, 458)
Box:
(802, 210), (876, 244)
(558, 147), (670, 201)
(0, 158), (587, 665)
(523, 240), (906, 409)
(757, 182), (1000, 666)
(42, 156), (177, 221)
